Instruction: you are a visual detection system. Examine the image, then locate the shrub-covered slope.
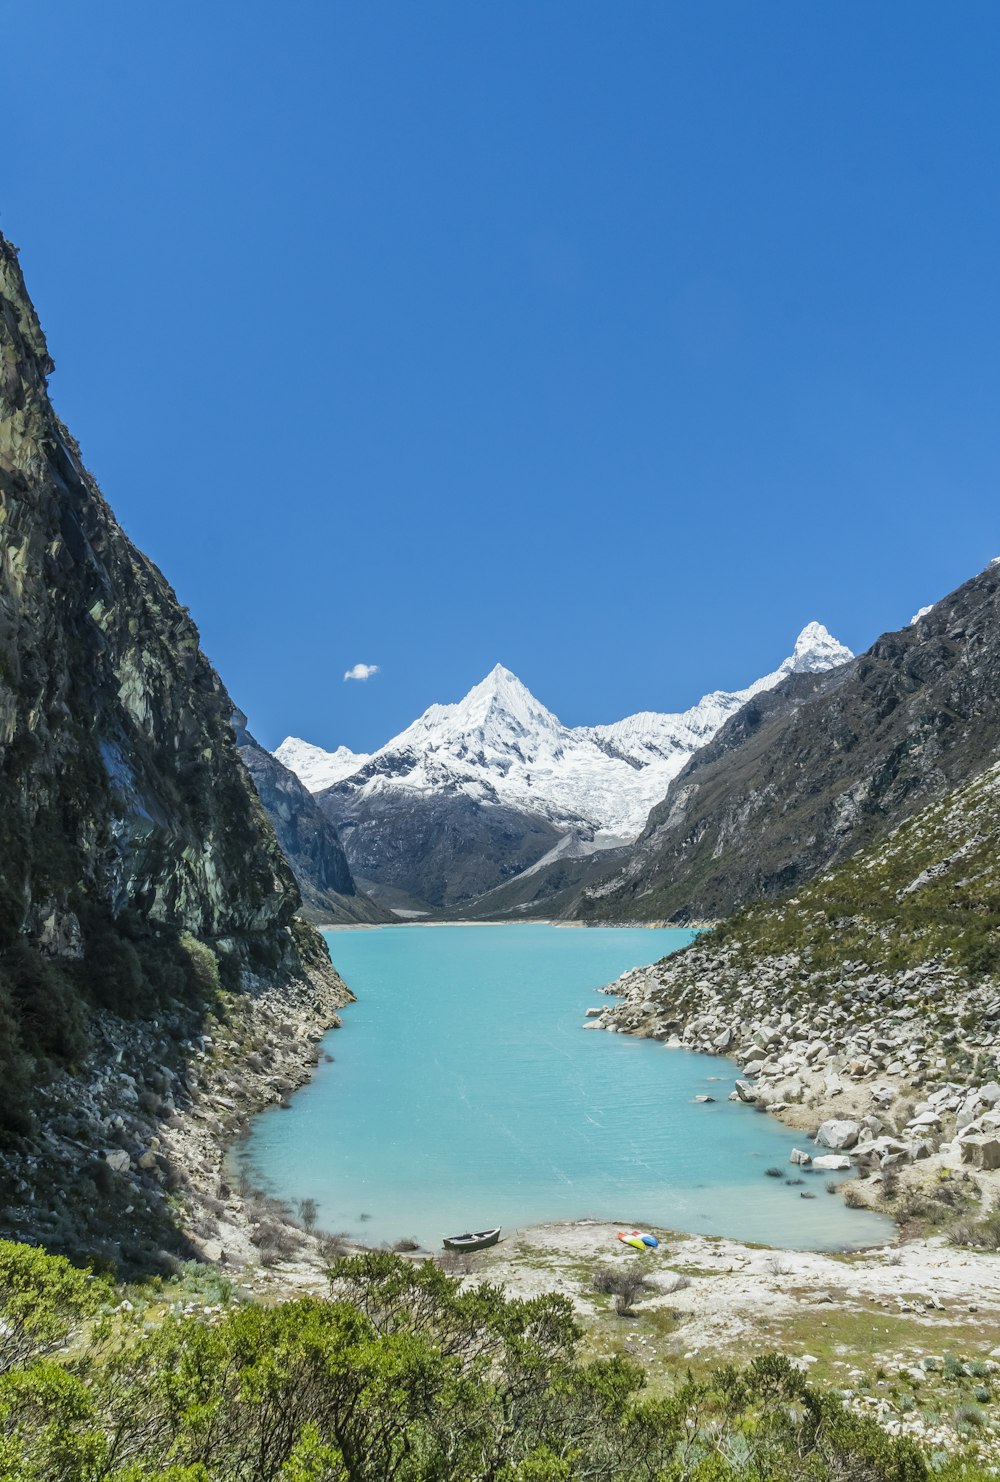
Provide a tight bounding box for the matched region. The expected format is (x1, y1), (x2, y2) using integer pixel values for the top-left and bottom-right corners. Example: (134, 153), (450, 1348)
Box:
(580, 563), (1000, 923)
(595, 759), (1000, 1203)
(0, 1241), (955, 1482)
(712, 756), (1000, 983)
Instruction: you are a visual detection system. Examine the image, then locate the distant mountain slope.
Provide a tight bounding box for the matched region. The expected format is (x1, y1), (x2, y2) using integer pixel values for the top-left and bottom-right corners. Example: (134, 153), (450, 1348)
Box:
(276, 628), (851, 912)
(579, 562), (1000, 923)
(712, 753), (1000, 983)
(233, 713), (386, 925)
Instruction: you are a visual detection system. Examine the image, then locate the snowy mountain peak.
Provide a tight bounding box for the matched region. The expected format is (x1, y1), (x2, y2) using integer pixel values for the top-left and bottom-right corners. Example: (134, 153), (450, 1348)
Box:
(789, 622), (853, 672)
(274, 737), (370, 793)
(452, 664), (561, 738)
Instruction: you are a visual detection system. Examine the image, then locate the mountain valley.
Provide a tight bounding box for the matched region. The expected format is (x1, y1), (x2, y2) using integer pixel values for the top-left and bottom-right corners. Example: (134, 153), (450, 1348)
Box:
(277, 625), (854, 915)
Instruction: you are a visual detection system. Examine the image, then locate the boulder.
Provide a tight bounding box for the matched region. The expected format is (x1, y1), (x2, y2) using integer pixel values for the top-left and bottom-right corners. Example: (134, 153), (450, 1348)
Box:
(812, 1154), (852, 1171)
(816, 1119), (860, 1151)
(789, 1148), (812, 1166)
(693, 1094), (716, 1103)
(980, 1083), (1000, 1106)
(734, 1079), (758, 1103)
(960, 1136), (1000, 1171)
(713, 1027), (734, 1050)
(101, 1149), (131, 1173)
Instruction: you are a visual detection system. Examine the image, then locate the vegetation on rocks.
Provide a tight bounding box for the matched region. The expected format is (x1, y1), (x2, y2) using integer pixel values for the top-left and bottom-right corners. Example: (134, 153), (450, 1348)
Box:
(0, 232), (350, 1256)
(591, 758), (1000, 1243)
(713, 760), (1000, 986)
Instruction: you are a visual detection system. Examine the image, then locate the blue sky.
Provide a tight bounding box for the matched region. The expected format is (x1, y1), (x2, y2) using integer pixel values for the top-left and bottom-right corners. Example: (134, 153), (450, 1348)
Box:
(5, 3), (999, 752)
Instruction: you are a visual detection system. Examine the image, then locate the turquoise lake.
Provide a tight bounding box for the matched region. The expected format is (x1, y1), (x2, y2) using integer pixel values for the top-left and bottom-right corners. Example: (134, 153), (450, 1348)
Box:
(237, 924), (894, 1251)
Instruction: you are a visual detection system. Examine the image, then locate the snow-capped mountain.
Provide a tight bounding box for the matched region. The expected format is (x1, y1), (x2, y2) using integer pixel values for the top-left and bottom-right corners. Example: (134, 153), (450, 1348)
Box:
(276, 623), (854, 854)
(274, 738), (371, 793)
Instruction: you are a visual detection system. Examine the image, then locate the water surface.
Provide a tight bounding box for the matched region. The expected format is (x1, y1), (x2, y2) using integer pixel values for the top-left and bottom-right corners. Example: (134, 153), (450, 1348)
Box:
(237, 924), (892, 1250)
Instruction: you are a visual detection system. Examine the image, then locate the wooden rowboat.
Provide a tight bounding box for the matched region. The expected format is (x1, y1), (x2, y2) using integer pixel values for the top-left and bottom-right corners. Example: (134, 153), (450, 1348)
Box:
(442, 1227), (501, 1252)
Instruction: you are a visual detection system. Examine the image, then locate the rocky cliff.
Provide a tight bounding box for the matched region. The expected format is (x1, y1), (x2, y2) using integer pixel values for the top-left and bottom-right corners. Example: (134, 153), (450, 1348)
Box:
(579, 563), (1000, 922)
(233, 712), (387, 924)
(0, 232), (348, 1263)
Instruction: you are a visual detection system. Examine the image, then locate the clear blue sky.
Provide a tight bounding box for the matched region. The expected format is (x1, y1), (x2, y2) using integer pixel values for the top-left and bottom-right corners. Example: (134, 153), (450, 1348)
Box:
(6, 2), (999, 752)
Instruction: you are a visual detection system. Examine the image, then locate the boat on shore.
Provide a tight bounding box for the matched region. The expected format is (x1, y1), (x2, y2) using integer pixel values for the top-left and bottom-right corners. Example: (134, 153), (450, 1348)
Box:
(442, 1227), (501, 1252)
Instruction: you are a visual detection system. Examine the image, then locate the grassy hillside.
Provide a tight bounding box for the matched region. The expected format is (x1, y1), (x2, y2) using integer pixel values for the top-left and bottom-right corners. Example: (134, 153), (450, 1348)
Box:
(714, 759), (1000, 986)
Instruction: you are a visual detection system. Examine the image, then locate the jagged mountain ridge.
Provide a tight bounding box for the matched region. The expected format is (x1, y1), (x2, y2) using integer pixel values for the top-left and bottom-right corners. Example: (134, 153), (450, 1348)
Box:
(276, 625), (852, 912)
(578, 562), (1000, 923)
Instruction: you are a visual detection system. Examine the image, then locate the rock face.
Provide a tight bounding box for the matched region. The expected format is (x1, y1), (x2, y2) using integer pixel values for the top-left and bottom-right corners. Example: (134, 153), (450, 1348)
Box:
(0, 232), (342, 1164)
(233, 712), (386, 925)
(278, 630), (852, 914)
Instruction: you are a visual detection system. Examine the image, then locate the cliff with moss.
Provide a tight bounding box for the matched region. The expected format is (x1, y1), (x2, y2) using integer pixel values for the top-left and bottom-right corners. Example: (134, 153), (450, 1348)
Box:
(0, 232), (351, 1261)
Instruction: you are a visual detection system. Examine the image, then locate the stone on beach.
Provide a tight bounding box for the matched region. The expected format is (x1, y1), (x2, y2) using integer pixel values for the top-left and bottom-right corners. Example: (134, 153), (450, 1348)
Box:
(816, 1119), (861, 1151)
(812, 1153), (852, 1171)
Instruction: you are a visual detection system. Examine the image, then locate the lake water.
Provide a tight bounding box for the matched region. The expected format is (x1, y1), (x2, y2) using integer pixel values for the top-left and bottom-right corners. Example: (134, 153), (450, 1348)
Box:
(237, 924), (893, 1251)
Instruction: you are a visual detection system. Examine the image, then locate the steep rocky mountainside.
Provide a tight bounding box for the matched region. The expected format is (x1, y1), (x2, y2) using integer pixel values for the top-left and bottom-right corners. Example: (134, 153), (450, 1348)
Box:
(0, 233), (348, 1264)
(593, 757), (1000, 1214)
(579, 563), (1000, 923)
(233, 712), (386, 925)
(327, 786), (566, 913)
(280, 629), (851, 915)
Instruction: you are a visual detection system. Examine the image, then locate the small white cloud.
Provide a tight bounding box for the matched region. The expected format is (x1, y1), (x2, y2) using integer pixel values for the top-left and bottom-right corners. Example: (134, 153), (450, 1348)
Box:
(343, 662), (379, 682)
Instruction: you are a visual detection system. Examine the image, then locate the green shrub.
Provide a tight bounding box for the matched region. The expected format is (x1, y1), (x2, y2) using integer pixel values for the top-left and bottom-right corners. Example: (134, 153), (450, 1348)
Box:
(0, 1244), (958, 1481)
(0, 1239), (109, 1374)
(178, 932), (221, 1002)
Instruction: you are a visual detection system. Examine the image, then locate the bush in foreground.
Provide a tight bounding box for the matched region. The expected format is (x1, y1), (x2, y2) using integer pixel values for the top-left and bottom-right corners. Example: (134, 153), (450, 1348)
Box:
(0, 1242), (987, 1480)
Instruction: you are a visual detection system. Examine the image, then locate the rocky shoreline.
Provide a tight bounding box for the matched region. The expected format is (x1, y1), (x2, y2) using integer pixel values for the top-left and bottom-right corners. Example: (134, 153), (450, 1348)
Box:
(0, 956), (354, 1278)
(585, 932), (1000, 1225)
